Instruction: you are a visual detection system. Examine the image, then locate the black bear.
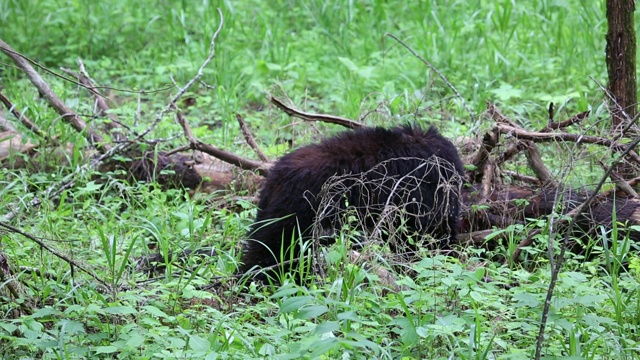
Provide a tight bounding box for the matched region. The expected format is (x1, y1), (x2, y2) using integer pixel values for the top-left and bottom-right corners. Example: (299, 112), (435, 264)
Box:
(238, 125), (465, 281)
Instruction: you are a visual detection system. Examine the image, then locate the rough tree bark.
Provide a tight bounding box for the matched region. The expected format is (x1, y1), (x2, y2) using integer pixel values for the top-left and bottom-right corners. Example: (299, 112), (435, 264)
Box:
(605, 0), (637, 127)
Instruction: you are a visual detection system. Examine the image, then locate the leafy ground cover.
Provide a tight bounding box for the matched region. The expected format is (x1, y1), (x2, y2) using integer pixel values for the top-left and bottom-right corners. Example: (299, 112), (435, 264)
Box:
(1, 0), (639, 358)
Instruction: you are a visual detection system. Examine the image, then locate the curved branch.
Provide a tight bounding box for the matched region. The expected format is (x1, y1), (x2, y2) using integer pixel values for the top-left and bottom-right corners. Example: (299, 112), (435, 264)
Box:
(269, 96), (362, 129)
(497, 124), (640, 164)
(0, 39), (109, 152)
(0, 221), (111, 292)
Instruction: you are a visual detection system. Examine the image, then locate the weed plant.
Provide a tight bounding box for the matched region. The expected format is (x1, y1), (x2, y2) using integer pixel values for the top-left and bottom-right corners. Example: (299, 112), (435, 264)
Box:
(1, 0), (639, 359)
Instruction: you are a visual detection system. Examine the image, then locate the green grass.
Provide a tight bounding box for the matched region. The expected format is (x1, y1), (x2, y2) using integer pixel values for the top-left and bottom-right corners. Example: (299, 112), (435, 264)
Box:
(1, 0), (639, 358)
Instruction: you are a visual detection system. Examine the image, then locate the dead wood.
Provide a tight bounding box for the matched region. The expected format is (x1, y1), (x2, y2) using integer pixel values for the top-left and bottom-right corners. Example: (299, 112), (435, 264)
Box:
(0, 251), (32, 316)
(0, 92), (51, 141)
(236, 114), (269, 162)
(174, 108), (270, 176)
(0, 39), (109, 152)
(0, 221), (111, 291)
(193, 140), (270, 177)
(599, 160), (638, 197)
(105, 148), (263, 193)
(540, 110), (590, 132)
(468, 127), (499, 183)
(502, 170), (541, 185)
(269, 96), (363, 129)
(496, 123), (640, 165)
(458, 184), (640, 249)
(60, 61), (123, 136)
(487, 102), (556, 186)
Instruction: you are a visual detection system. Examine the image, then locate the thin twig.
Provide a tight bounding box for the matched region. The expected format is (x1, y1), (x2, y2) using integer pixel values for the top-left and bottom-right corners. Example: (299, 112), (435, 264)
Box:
(61, 60), (123, 133)
(0, 92), (52, 141)
(164, 144), (192, 157)
(137, 8), (224, 141)
(533, 130), (640, 359)
(0, 221), (111, 292)
(590, 76), (640, 140)
(385, 33), (476, 124)
(236, 114), (269, 162)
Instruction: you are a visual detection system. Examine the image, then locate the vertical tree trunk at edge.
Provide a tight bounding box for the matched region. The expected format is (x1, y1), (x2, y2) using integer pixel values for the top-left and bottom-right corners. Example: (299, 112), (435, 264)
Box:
(606, 0), (637, 127)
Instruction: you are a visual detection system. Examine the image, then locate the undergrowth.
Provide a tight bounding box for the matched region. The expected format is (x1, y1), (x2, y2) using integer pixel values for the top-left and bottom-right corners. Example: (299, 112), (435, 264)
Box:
(1, 0), (639, 359)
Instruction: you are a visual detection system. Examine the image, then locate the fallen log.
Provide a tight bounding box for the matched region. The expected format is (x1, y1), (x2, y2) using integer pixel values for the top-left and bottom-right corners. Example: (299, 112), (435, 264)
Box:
(459, 184), (640, 244)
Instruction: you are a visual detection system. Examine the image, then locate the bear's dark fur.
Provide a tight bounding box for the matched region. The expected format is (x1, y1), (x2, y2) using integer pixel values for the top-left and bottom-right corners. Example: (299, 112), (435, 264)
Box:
(238, 125), (465, 280)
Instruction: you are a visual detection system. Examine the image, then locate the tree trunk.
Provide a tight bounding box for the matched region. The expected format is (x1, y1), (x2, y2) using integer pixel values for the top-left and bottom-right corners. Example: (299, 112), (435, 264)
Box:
(606, 0), (637, 128)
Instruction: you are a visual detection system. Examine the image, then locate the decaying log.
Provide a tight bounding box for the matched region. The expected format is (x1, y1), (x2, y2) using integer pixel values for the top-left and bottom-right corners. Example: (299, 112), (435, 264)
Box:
(458, 184), (640, 243)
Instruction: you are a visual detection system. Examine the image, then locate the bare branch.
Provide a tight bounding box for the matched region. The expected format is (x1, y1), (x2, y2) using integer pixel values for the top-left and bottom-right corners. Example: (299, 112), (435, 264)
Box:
(0, 221), (111, 292)
(487, 103), (557, 186)
(540, 111), (590, 132)
(174, 109), (197, 145)
(60, 60), (122, 134)
(480, 162), (495, 200)
(136, 9), (224, 141)
(0, 39), (109, 152)
(496, 123), (640, 164)
(598, 160), (638, 197)
(502, 170), (541, 185)
(174, 109), (269, 176)
(469, 127), (499, 182)
(0, 92), (52, 142)
(236, 114), (269, 162)
(524, 143), (554, 185)
(269, 96), (362, 129)
(497, 111), (590, 169)
(385, 33), (476, 124)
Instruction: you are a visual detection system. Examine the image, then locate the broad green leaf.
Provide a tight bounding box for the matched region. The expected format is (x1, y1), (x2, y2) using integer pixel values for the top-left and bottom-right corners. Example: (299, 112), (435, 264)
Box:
(295, 305), (328, 320)
(279, 296), (312, 313)
(94, 346), (118, 354)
